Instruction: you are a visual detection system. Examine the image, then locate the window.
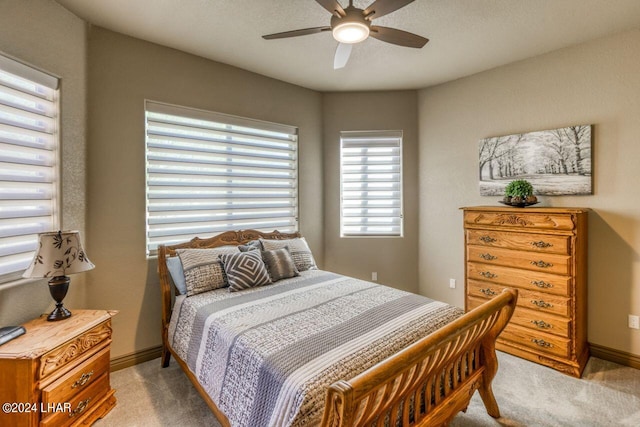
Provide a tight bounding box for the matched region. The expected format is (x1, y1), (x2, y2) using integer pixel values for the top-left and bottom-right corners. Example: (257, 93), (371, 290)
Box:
(0, 54), (59, 283)
(144, 101), (298, 255)
(340, 130), (403, 237)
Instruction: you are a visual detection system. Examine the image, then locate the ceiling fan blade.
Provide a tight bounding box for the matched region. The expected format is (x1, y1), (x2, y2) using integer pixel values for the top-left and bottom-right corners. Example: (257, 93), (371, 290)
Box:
(363, 0), (415, 20)
(369, 26), (428, 48)
(263, 26), (331, 40)
(316, 0), (346, 17)
(334, 43), (352, 69)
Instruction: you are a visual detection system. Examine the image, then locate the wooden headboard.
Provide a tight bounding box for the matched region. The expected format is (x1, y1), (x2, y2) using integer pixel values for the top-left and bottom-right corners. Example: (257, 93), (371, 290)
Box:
(157, 229), (300, 367)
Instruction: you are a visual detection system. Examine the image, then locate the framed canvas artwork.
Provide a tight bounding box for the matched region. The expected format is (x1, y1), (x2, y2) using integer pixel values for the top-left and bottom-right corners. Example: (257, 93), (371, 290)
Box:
(479, 125), (592, 196)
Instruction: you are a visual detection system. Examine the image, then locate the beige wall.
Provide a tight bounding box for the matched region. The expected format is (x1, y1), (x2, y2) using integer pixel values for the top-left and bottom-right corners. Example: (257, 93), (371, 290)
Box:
(0, 0), (88, 325)
(2, 1), (639, 361)
(86, 27), (323, 358)
(322, 91), (419, 293)
(417, 30), (640, 355)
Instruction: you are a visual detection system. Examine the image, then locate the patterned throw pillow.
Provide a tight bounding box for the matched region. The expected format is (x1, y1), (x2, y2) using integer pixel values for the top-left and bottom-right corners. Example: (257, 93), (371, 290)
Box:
(260, 237), (318, 272)
(177, 246), (239, 296)
(219, 250), (271, 292)
(262, 247), (299, 281)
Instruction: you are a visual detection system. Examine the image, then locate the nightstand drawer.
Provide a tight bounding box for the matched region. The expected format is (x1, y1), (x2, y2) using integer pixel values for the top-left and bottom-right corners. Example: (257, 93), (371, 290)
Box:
(40, 372), (110, 427)
(42, 346), (110, 405)
(39, 320), (112, 380)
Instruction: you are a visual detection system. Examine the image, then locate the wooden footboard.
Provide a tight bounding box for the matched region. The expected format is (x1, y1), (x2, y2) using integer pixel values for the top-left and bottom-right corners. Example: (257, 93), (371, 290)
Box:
(158, 230), (517, 427)
(321, 288), (517, 427)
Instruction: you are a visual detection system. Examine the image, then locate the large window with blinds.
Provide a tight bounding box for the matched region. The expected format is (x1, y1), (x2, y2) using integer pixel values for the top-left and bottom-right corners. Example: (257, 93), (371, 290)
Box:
(340, 130), (403, 237)
(145, 101), (298, 255)
(0, 54), (59, 283)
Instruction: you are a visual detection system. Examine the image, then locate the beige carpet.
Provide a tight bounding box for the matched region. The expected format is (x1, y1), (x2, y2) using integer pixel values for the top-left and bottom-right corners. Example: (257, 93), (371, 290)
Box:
(97, 352), (640, 426)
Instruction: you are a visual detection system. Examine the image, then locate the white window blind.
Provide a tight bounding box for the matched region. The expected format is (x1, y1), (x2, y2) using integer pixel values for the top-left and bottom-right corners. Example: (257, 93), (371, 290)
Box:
(145, 101), (298, 254)
(340, 130), (403, 237)
(0, 54), (59, 283)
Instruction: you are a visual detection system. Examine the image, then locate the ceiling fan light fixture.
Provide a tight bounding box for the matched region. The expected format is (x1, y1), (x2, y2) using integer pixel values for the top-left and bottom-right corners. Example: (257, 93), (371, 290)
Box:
(332, 21), (370, 44)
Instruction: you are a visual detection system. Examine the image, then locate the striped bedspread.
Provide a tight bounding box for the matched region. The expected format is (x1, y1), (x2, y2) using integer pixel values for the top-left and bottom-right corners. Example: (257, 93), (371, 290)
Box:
(168, 269), (463, 427)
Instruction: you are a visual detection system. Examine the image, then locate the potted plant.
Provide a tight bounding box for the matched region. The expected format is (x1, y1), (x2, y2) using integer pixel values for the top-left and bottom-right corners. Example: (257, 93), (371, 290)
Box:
(503, 179), (537, 206)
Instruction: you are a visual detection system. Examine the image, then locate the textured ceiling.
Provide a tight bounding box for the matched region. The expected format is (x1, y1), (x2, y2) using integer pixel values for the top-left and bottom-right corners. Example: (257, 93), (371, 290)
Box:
(55, 0), (640, 92)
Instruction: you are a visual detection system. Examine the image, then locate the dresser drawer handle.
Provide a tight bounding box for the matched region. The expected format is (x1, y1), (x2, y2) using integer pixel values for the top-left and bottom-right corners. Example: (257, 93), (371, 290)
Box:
(531, 338), (553, 348)
(531, 241), (553, 248)
(69, 398), (91, 418)
(531, 320), (552, 329)
(480, 288), (497, 296)
(531, 260), (553, 268)
(479, 236), (496, 243)
(480, 271), (497, 279)
(72, 370), (94, 388)
(531, 280), (553, 289)
(479, 253), (497, 261)
(531, 300), (553, 309)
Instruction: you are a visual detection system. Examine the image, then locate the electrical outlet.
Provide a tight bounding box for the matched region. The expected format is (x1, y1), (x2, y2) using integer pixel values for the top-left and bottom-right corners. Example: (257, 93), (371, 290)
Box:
(372, 272), (377, 282)
(629, 315), (640, 330)
(449, 278), (456, 289)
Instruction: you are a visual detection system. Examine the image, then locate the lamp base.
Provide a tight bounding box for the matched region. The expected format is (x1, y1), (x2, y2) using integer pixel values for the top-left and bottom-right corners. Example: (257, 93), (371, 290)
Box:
(47, 304), (72, 321)
(47, 276), (72, 322)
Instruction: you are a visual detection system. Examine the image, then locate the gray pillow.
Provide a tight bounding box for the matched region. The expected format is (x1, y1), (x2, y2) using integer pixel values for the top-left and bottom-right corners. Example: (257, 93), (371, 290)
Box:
(262, 246), (299, 281)
(166, 256), (187, 295)
(219, 250), (271, 292)
(177, 246), (240, 296)
(260, 237), (317, 271)
(238, 240), (263, 252)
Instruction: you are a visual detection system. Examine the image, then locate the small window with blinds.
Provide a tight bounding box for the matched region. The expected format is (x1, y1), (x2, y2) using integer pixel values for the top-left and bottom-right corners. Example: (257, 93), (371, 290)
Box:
(0, 54), (60, 283)
(145, 101), (299, 255)
(340, 130), (403, 237)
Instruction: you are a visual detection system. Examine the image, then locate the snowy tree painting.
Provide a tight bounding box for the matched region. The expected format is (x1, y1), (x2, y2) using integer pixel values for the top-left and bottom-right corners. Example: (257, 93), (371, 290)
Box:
(479, 125), (592, 196)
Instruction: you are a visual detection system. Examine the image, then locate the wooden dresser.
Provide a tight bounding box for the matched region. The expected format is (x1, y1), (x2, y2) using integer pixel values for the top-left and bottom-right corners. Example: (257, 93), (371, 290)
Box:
(0, 310), (117, 426)
(462, 206), (588, 377)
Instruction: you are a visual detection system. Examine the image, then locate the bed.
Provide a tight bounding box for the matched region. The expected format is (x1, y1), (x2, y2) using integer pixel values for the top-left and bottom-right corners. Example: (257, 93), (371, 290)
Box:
(158, 230), (517, 427)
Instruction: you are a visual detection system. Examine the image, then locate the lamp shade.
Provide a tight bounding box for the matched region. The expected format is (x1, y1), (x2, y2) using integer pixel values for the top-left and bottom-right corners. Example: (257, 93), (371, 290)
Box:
(23, 230), (94, 278)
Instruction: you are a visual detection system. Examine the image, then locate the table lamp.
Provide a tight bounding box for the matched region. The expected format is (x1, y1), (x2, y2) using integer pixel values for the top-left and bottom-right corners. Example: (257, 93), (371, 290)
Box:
(22, 230), (94, 321)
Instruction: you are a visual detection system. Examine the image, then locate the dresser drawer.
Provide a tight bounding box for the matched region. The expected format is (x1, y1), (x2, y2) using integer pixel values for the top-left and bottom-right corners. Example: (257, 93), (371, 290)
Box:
(42, 346), (110, 405)
(41, 372), (110, 427)
(512, 306), (571, 338)
(468, 296), (570, 338)
(467, 246), (571, 275)
(468, 281), (570, 317)
(464, 211), (575, 232)
(466, 264), (570, 296)
(467, 229), (570, 255)
(39, 320), (112, 380)
(500, 324), (570, 358)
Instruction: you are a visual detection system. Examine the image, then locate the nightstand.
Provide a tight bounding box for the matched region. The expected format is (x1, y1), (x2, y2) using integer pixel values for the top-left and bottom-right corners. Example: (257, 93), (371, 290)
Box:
(0, 310), (117, 426)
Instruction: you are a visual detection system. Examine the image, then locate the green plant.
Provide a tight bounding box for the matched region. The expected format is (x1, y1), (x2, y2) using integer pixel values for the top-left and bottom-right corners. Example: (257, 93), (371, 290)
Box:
(504, 179), (534, 198)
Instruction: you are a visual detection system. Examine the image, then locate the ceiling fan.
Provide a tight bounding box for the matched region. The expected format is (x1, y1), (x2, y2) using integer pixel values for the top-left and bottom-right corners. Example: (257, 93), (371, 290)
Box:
(262, 0), (429, 69)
